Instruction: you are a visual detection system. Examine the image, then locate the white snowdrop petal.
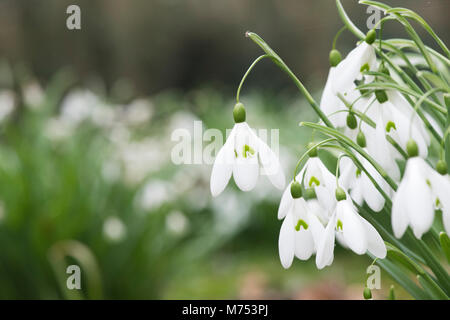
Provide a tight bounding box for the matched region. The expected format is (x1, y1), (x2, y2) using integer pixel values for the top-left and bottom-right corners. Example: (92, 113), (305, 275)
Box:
(307, 211), (325, 250)
(316, 214), (336, 269)
(338, 200), (367, 255)
(359, 215), (387, 258)
(256, 134), (285, 190)
(279, 212), (295, 269)
(210, 128), (236, 197)
(278, 182), (294, 220)
(405, 166), (434, 239)
(294, 228), (314, 260)
(233, 157), (259, 191)
(361, 172), (385, 212)
(320, 68), (347, 127)
(392, 179), (410, 238)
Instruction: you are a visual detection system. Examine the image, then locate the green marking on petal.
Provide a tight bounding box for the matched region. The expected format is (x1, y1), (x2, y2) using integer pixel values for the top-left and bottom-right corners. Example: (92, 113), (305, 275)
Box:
(360, 63), (370, 73)
(309, 176), (321, 187)
(337, 219), (343, 231)
(436, 197), (441, 207)
(295, 219), (309, 231)
(426, 179), (431, 187)
(386, 121), (396, 133)
(242, 144), (255, 158)
(234, 150), (238, 158)
(356, 168), (361, 177)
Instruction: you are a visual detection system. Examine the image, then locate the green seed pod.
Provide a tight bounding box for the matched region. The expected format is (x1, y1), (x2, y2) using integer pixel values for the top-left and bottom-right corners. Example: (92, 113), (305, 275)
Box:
(335, 187), (347, 201)
(363, 287), (372, 300)
(375, 90), (388, 103)
(233, 102), (246, 123)
(406, 139), (419, 158)
(357, 131), (366, 148)
(329, 49), (342, 67)
(346, 113), (357, 130)
(290, 181), (302, 199)
(365, 29), (377, 45)
(436, 160), (448, 175)
(307, 142), (318, 157)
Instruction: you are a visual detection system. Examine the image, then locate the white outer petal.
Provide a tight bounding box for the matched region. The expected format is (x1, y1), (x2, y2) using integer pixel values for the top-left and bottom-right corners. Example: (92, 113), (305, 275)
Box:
(278, 182), (294, 220)
(255, 132), (285, 189)
(210, 127), (236, 196)
(359, 215), (387, 258)
(316, 213), (336, 269)
(279, 211), (295, 269)
(392, 176), (410, 238)
(337, 200), (367, 255)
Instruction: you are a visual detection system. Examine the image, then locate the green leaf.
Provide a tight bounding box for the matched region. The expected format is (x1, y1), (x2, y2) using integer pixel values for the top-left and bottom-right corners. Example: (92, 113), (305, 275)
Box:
(417, 275), (449, 300)
(439, 232), (450, 264)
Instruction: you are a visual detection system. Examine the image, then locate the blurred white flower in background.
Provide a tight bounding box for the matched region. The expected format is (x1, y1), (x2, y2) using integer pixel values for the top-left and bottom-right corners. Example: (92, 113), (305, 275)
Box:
(212, 190), (251, 234)
(60, 89), (99, 126)
(136, 179), (172, 212)
(166, 210), (189, 235)
(0, 90), (15, 122)
(103, 216), (127, 242)
(22, 81), (44, 109)
(123, 98), (154, 126)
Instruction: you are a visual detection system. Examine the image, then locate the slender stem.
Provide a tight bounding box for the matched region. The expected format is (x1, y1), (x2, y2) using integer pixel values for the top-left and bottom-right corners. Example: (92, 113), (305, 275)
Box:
(236, 54), (270, 103)
(332, 26), (348, 50)
(245, 32), (335, 128)
(293, 138), (336, 180)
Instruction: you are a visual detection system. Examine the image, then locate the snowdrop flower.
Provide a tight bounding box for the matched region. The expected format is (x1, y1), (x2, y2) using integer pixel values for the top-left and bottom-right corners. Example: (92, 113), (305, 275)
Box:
(316, 187), (387, 269)
(278, 182), (325, 268)
(320, 40), (376, 127)
(392, 140), (450, 238)
(364, 91), (430, 180)
(339, 155), (392, 212)
(210, 103), (285, 196)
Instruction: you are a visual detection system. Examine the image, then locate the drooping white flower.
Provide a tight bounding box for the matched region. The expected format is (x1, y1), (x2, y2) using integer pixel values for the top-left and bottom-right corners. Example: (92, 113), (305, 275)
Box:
(392, 156), (450, 238)
(364, 91), (430, 168)
(278, 155), (335, 220)
(316, 193), (387, 269)
(339, 156), (392, 212)
(278, 183), (325, 269)
(210, 121), (285, 197)
(319, 42), (377, 127)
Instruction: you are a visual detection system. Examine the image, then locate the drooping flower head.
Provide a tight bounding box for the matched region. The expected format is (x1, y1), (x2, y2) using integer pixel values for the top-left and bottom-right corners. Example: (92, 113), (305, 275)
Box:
(210, 103), (285, 196)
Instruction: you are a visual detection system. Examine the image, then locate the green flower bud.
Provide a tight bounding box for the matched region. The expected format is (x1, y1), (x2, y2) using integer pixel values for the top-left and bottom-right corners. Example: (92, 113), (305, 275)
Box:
(346, 112), (358, 130)
(329, 49), (342, 67)
(290, 181), (302, 199)
(363, 287), (372, 300)
(304, 188), (317, 200)
(233, 102), (246, 123)
(406, 139), (419, 158)
(335, 187), (347, 201)
(375, 90), (388, 103)
(437, 160), (448, 175)
(357, 131), (366, 148)
(307, 142), (318, 157)
(365, 29), (377, 45)
(388, 285), (396, 300)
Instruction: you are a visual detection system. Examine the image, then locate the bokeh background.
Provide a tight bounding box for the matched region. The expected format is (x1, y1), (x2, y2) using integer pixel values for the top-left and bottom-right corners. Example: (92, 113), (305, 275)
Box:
(0, 0), (448, 299)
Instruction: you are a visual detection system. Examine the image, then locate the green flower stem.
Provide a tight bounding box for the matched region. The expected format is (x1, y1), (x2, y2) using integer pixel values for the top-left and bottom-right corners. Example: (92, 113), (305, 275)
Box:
(375, 257), (430, 299)
(245, 32), (334, 128)
(335, 0), (365, 39)
(292, 138), (336, 179)
(414, 239), (450, 295)
(337, 0), (445, 144)
(332, 26), (348, 50)
(385, 135), (408, 159)
(300, 121), (398, 190)
(236, 54), (270, 103)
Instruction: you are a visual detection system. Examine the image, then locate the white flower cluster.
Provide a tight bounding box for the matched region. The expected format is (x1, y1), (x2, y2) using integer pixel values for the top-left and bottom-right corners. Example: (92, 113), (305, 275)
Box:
(210, 39), (449, 270)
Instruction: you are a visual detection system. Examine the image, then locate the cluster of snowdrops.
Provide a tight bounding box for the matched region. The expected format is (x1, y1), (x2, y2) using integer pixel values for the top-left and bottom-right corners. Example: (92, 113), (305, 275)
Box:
(209, 1), (450, 298)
